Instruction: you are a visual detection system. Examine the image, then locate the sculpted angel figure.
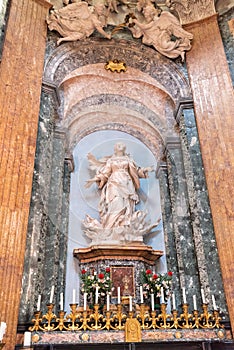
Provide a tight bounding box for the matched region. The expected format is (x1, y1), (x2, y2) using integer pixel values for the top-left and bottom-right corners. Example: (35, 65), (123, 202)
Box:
(47, 0), (111, 45)
(83, 142), (159, 244)
(130, 3), (193, 61)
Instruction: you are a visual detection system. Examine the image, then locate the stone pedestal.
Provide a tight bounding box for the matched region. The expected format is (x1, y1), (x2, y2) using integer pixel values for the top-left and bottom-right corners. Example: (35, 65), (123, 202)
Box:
(73, 245), (163, 264)
(74, 244), (163, 304)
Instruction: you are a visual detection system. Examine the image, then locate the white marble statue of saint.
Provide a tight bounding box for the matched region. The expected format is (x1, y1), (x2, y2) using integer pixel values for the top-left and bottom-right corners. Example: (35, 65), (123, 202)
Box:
(83, 142), (160, 245)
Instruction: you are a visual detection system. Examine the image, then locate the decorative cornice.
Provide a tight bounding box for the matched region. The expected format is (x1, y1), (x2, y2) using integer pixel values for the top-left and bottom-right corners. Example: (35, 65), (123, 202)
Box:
(74, 245), (163, 265)
(155, 161), (168, 178)
(42, 79), (61, 106)
(174, 98), (194, 124)
(164, 136), (181, 152)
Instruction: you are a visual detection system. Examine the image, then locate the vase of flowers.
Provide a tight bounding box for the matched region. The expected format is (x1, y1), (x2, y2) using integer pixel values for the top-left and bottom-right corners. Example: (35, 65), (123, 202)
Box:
(80, 267), (113, 309)
(141, 269), (173, 309)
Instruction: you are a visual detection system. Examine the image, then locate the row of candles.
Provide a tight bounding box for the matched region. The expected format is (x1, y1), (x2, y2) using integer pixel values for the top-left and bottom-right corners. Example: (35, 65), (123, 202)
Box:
(37, 285), (219, 311)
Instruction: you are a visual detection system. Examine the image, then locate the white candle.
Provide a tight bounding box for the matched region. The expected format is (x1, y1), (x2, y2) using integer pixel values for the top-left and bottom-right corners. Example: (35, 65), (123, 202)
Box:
(95, 286), (99, 304)
(60, 292), (63, 310)
(37, 294), (41, 311)
(84, 292), (87, 311)
(151, 293), (154, 311)
(182, 287), (187, 304)
(117, 287), (121, 304)
(140, 285), (144, 304)
(212, 295), (218, 310)
(201, 288), (206, 304)
(0, 322), (7, 341)
(107, 294), (110, 311)
(49, 285), (54, 304)
(172, 292), (176, 310)
(129, 296), (132, 311)
(161, 287), (165, 304)
(72, 289), (76, 304)
(193, 295), (197, 310)
(23, 331), (31, 346)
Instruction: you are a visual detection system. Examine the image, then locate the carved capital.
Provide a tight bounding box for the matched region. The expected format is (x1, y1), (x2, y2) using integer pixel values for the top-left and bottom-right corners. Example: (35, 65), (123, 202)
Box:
(166, 0), (216, 25)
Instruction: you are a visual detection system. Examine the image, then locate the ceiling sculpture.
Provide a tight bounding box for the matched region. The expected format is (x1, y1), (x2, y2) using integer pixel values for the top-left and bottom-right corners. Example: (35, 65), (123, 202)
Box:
(47, 0), (195, 60)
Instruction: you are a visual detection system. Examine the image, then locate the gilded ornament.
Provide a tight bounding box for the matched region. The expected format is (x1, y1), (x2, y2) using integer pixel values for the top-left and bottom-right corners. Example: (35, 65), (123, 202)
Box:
(105, 60), (127, 72)
(216, 329), (226, 339)
(174, 331), (183, 339)
(125, 318), (142, 342)
(81, 333), (90, 341)
(31, 334), (39, 343)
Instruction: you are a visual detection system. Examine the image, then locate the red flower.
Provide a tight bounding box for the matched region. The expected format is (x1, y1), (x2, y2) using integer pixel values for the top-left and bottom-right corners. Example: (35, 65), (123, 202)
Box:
(168, 271), (173, 277)
(153, 274), (158, 279)
(146, 269), (152, 275)
(81, 269), (86, 275)
(105, 267), (110, 273)
(98, 273), (105, 279)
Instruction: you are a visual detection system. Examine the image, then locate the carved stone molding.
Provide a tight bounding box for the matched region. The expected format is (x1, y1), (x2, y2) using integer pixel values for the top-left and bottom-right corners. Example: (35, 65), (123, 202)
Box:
(42, 79), (61, 107)
(163, 136), (181, 158)
(174, 98), (194, 124)
(166, 0), (216, 24)
(73, 245), (163, 265)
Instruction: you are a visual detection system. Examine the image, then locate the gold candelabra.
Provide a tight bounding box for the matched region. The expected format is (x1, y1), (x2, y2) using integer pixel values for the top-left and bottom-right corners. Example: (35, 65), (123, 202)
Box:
(29, 301), (224, 332)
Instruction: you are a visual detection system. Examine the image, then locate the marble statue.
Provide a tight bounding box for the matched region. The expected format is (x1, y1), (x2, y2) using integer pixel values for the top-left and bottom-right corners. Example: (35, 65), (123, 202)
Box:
(47, 0), (193, 60)
(129, 3), (193, 61)
(83, 142), (159, 245)
(47, 0), (111, 45)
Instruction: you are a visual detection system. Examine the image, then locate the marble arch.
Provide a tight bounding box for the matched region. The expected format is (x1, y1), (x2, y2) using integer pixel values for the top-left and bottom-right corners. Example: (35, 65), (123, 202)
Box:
(44, 38), (192, 159)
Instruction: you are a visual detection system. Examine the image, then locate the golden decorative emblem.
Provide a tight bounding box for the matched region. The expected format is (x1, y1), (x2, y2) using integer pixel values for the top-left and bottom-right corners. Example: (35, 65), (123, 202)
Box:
(217, 329), (225, 339)
(81, 333), (90, 341)
(31, 334), (39, 343)
(104, 59), (127, 73)
(125, 318), (141, 342)
(174, 331), (183, 339)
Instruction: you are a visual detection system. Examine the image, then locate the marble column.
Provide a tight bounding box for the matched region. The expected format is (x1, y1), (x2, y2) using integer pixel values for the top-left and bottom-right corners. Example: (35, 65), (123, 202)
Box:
(157, 162), (181, 305)
(178, 105), (228, 315)
(163, 137), (201, 307)
(19, 89), (71, 323)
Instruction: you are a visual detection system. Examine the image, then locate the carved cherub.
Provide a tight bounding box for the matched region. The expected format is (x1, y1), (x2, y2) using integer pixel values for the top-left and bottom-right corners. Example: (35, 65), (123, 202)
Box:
(47, 0), (111, 45)
(130, 4), (193, 61)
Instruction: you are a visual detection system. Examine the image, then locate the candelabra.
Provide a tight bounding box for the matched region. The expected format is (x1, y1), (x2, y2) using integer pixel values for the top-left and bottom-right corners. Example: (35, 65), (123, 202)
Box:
(29, 301), (224, 332)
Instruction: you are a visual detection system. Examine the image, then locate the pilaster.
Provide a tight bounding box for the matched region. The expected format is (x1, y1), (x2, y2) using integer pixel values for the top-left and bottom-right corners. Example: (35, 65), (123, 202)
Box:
(0, 0), (51, 348)
(185, 14), (234, 333)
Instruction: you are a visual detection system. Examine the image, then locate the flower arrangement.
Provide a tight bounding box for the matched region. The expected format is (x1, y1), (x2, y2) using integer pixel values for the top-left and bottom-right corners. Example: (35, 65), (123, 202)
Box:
(80, 267), (113, 307)
(141, 269), (173, 307)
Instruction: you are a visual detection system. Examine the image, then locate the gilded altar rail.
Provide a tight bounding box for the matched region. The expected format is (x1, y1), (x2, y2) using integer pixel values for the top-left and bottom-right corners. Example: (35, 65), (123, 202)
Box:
(29, 302), (223, 332)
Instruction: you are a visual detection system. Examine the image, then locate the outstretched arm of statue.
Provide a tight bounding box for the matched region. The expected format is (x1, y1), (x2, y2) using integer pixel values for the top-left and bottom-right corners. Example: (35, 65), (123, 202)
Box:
(85, 174), (107, 189)
(85, 178), (98, 189)
(138, 166), (154, 178)
(95, 24), (112, 39)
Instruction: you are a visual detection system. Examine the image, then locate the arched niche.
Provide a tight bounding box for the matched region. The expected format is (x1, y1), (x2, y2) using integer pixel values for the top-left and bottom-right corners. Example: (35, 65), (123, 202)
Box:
(22, 37), (228, 324)
(65, 130), (166, 311)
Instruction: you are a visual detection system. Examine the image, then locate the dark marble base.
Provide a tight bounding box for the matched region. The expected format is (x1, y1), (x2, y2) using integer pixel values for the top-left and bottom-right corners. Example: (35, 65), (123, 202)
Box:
(15, 341), (234, 350)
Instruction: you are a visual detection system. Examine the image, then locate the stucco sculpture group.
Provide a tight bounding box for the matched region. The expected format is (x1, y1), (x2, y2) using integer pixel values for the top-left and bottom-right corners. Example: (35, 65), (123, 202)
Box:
(47, 0), (193, 60)
(83, 142), (159, 244)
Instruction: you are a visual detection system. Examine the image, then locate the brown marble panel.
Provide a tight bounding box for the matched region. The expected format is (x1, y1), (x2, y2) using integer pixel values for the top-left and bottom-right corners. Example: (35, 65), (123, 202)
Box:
(185, 15), (234, 335)
(0, 0), (51, 349)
